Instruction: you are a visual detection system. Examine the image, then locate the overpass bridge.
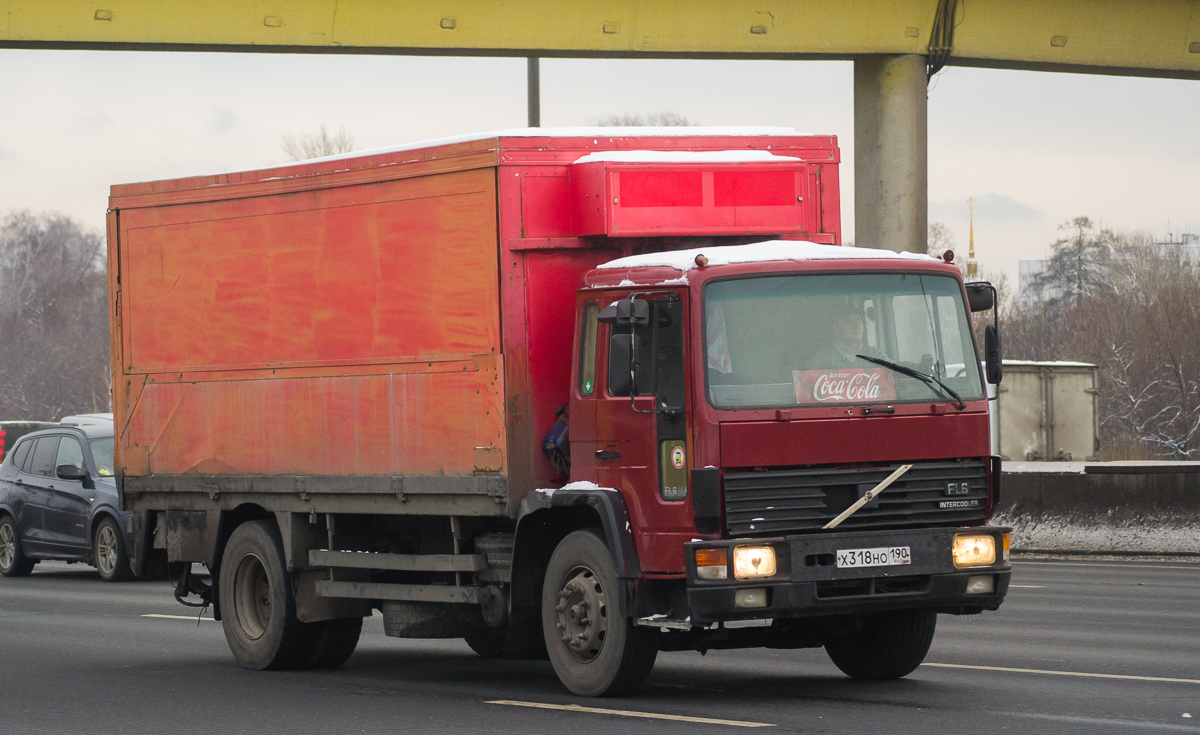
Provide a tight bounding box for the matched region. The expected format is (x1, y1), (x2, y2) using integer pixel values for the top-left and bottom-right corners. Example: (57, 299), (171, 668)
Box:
(4, 0), (1198, 252)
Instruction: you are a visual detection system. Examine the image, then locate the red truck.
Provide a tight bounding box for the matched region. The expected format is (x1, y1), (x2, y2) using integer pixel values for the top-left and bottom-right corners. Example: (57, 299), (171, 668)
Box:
(107, 128), (1008, 696)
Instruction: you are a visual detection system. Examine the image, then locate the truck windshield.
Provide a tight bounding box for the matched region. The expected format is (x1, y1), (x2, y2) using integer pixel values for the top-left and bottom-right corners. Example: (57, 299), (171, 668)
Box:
(704, 273), (985, 409)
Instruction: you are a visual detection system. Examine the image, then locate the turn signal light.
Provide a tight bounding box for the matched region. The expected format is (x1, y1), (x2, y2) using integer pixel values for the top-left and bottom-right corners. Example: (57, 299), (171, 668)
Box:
(694, 548), (728, 580)
(953, 534), (996, 568)
(1002, 532), (1011, 562)
(733, 545), (777, 580)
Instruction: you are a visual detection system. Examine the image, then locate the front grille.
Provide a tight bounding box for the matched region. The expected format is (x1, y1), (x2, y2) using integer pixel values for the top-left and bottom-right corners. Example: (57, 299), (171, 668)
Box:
(724, 460), (988, 536)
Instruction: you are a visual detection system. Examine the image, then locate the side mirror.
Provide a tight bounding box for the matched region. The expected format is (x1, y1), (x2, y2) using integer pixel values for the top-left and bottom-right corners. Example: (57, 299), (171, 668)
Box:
(965, 282), (995, 313)
(56, 464), (88, 482)
(608, 333), (640, 397)
(598, 297), (650, 326)
(984, 325), (1003, 384)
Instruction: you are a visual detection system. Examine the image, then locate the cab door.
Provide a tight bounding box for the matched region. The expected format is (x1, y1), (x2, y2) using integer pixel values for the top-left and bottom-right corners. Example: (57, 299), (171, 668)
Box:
(581, 293), (692, 573)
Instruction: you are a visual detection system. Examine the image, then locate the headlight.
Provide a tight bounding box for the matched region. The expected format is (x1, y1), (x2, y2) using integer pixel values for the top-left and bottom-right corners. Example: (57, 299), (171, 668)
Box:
(953, 534), (996, 568)
(732, 545), (777, 579)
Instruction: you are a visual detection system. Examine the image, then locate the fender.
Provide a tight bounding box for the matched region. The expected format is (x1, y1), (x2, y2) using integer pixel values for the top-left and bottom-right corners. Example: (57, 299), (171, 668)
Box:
(89, 505), (135, 556)
(517, 484), (641, 578)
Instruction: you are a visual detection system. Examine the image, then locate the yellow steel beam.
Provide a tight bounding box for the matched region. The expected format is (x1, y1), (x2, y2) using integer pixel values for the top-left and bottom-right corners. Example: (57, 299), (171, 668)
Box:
(1, 1), (1198, 79)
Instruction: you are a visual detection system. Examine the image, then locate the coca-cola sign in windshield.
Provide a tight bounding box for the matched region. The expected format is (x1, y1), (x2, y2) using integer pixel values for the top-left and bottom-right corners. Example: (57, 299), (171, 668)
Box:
(793, 368), (896, 404)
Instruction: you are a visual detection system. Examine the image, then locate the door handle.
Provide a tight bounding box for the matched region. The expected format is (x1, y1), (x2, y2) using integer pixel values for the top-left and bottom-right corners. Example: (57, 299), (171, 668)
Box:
(595, 449), (622, 460)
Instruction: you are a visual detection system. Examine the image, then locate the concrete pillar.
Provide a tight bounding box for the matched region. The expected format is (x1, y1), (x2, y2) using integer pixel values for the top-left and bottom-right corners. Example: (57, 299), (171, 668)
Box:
(854, 55), (927, 253)
(527, 56), (541, 127)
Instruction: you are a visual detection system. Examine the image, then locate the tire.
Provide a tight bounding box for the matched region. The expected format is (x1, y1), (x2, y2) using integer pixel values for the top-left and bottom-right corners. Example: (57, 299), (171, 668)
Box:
(824, 609), (937, 680)
(0, 515), (36, 578)
(218, 521), (316, 671)
(465, 634), (507, 659)
(541, 529), (658, 697)
(307, 617), (364, 669)
(94, 517), (134, 582)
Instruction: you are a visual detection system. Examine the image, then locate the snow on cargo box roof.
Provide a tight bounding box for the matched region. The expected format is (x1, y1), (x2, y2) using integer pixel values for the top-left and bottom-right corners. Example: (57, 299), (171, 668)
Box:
(596, 240), (939, 272)
(271, 126), (809, 169)
(110, 126), (828, 203)
(572, 150), (804, 164)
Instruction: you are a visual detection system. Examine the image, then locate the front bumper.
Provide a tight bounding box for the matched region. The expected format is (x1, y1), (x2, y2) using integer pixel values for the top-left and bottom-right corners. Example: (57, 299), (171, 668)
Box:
(685, 526), (1010, 624)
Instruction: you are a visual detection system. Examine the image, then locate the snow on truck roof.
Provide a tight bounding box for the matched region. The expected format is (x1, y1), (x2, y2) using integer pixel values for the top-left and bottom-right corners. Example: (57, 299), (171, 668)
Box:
(597, 240), (939, 272)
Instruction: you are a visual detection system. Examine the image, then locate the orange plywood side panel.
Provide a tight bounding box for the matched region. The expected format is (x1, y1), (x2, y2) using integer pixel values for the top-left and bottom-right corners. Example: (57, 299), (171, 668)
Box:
(121, 168), (499, 372)
(128, 358), (504, 477)
(117, 167), (505, 478)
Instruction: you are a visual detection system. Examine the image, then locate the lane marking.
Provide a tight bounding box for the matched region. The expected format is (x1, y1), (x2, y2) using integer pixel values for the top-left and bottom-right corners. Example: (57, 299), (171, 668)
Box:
(1008, 584), (1046, 588)
(142, 614), (217, 622)
(925, 663), (1200, 685)
(486, 700), (775, 728)
(997, 712), (1200, 732)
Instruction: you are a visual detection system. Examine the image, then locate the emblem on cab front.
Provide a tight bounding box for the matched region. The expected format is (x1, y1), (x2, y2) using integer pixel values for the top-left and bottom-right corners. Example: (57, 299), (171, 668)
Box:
(945, 482), (969, 496)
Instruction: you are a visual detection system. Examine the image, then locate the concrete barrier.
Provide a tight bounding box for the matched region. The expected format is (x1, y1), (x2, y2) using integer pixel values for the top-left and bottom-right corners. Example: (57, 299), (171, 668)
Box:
(995, 461), (1200, 555)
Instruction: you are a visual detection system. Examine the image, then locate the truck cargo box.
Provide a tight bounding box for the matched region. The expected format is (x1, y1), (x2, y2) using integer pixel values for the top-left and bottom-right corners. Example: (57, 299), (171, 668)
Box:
(107, 128), (842, 518)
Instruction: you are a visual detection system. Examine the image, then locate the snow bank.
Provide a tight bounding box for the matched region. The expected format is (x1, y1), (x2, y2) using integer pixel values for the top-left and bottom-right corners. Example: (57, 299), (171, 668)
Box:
(995, 509), (1200, 555)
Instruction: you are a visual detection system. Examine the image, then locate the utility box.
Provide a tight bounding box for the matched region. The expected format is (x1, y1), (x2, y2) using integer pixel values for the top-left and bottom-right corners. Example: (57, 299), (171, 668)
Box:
(997, 360), (1099, 461)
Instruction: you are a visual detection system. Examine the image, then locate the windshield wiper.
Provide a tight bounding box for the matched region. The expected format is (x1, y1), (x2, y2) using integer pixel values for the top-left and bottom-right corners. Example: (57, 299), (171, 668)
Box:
(855, 354), (965, 410)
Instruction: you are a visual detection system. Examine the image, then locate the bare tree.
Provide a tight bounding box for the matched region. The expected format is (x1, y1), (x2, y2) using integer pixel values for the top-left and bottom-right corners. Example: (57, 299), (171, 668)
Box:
(1032, 216), (1116, 309)
(1003, 221), (1200, 459)
(598, 112), (695, 127)
(0, 211), (111, 420)
(281, 125), (355, 161)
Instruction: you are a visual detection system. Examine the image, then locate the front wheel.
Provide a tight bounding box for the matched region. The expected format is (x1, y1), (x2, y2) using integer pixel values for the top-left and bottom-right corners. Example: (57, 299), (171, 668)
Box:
(824, 609), (937, 680)
(541, 529), (658, 697)
(0, 515), (36, 577)
(94, 517), (134, 582)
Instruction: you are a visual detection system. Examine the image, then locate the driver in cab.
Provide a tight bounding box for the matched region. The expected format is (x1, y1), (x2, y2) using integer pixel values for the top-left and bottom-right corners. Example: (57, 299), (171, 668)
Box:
(812, 305), (876, 369)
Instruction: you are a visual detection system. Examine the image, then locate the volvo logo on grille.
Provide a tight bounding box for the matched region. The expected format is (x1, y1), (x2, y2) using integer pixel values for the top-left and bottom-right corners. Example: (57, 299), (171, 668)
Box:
(945, 482), (969, 496)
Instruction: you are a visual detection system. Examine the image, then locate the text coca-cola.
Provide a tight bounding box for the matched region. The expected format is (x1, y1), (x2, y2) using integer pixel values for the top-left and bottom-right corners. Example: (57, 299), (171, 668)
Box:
(793, 368), (897, 403)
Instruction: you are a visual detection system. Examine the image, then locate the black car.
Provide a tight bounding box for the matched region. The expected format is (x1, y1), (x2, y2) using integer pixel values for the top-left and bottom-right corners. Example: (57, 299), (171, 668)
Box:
(0, 420), (135, 581)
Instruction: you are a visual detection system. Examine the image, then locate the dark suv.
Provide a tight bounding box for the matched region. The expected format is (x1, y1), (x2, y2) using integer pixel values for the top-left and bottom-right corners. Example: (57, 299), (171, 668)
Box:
(0, 419), (134, 581)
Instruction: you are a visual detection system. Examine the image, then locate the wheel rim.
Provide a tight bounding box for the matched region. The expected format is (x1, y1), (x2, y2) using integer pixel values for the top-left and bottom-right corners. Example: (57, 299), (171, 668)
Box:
(0, 523), (14, 571)
(552, 565), (608, 663)
(233, 553), (272, 640)
(96, 524), (118, 575)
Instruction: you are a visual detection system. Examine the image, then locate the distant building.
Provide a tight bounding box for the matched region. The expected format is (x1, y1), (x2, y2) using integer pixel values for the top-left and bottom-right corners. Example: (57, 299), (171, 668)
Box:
(1152, 233), (1200, 263)
(1018, 259), (1060, 307)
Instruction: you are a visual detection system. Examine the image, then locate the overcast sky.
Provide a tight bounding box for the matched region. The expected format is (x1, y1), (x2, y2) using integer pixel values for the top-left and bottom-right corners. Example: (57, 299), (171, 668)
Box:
(1, 49), (1197, 286)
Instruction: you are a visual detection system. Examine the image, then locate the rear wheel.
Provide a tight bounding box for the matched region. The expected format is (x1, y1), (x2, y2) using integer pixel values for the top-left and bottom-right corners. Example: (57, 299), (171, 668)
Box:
(0, 516), (35, 578)
(307, 617), (363, 669)
(94, 517), (134, 582)
(218, 521), (315, 670)
(464, 634), (507, 658)
(824, 609), (937, 680)
(541, 529), (658, 697)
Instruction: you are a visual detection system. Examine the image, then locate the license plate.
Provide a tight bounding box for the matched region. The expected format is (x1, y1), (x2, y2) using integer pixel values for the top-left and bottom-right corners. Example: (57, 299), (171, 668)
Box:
(836, 546), (911, 568)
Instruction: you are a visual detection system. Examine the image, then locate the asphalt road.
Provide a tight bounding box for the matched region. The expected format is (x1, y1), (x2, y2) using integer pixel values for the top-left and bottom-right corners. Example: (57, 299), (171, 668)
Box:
(1, 559), (1197, 735)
